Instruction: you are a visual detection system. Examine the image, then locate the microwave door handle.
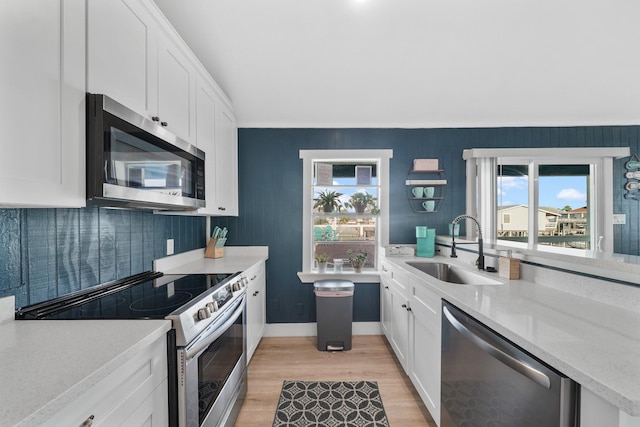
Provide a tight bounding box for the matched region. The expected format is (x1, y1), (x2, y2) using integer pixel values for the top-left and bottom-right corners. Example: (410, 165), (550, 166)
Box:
(443, 306), (551, 389)
(185, 297), (245, 360)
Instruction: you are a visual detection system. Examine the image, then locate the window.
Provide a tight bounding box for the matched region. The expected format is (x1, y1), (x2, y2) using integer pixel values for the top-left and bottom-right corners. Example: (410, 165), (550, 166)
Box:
(299, 150), (392, 275)
(496, 160), (591, 251)
(464, 147), (629, 256)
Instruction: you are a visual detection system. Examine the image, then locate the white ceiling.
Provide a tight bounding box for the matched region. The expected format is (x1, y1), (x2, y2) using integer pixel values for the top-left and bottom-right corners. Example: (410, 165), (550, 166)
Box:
(154, 0), (640, 129)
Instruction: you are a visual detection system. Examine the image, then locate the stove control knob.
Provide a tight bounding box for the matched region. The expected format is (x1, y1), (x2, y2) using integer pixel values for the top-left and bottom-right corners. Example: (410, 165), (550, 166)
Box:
(206, 301), (218, 313)
(198, 307), (211, 320)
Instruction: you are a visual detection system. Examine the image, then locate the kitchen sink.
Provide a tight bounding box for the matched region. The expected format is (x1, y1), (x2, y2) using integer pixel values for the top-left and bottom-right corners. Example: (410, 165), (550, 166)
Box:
(406, 261), (502, 285)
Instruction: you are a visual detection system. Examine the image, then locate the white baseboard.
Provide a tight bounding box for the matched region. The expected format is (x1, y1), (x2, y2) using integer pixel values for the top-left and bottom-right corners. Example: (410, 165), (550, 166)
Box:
(264, 322), (381, 337)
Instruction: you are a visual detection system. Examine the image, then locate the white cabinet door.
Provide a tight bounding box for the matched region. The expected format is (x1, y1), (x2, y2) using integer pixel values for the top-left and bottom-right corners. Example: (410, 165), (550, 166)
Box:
(389, 286), (410, 371)
(87, 0), (196, 144)
(46, 334), (168, 426)
(381, 262), (410, 371)
(191, 79), (220, 216)
(0, 0), (85, 207)
(246, 262), (266, 362)
(86, 0), (157, 118)
(408, 279), (441, 424)
(380, 264), (393, 337)
(212, 101), (239, 216)
(157, 30), (196, 143)
(388, 267), (410, 371)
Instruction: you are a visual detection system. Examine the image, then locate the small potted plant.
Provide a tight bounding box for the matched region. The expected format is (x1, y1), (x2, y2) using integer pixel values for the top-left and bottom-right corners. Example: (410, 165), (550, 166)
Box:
(345, 192), (377, 214)
(314, 253), (330, 272)
(347, 249), (368, 273)
(313, 190), (343, 213)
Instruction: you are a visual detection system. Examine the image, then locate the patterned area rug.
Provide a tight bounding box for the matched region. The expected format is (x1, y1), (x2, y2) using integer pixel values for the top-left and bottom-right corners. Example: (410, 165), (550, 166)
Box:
(273, 381), (390, 427)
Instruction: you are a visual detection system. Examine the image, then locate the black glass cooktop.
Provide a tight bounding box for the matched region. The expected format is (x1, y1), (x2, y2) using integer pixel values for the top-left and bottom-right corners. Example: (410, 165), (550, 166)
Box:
(15, 272), (236, 320)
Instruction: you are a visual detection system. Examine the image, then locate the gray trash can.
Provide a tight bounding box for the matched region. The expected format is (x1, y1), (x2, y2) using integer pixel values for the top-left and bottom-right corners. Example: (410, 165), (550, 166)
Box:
(314, 280), (354, 351)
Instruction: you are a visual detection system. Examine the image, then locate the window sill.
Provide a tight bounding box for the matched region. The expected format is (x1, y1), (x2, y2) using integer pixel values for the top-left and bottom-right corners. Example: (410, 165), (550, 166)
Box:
(297, 271), (381, 283)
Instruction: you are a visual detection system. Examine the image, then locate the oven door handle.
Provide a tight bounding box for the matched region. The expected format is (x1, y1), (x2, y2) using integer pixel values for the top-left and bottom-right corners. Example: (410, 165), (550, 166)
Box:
(185, 295), (245, 360)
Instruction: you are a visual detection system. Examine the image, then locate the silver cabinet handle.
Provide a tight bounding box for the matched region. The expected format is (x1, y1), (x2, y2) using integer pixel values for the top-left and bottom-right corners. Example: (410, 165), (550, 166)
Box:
(81, 415), (95, 426)
(443, 305), (551, 389)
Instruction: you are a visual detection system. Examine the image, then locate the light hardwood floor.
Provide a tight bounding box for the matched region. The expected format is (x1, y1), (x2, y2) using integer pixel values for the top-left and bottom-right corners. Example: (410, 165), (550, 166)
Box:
(234, 335), (437, 426)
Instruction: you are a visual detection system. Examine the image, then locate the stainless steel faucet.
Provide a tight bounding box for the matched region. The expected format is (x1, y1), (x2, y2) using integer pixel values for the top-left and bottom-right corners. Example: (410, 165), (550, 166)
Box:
(450, 214), (485, 271)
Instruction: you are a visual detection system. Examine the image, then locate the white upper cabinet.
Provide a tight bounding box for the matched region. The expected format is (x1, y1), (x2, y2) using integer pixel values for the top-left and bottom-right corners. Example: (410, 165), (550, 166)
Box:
(0, 0), (86, 207)
(190, 77), (218, 216)
(165, 74), (239, 217)
(156, 31), (196, 143)
(86, 0), (154, 120)
(88, 0), (238, 215)
(87, 0), (196, 144)
(212, 101), (239, 216)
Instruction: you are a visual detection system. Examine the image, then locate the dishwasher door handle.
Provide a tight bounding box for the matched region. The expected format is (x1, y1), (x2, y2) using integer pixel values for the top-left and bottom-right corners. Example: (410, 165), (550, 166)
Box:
(443, 306), (551, 389)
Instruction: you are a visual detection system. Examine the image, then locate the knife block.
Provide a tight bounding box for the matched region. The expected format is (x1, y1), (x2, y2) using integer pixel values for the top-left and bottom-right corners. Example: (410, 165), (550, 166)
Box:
(205, 238), (224, 259)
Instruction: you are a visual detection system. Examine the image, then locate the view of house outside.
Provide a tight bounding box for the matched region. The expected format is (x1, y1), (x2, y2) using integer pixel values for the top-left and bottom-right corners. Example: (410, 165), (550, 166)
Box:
(497, 164), (590, 250)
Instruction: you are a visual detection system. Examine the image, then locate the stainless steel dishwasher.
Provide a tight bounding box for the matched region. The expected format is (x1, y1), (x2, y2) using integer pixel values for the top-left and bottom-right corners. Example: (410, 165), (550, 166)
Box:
(441, 301), (578, 427)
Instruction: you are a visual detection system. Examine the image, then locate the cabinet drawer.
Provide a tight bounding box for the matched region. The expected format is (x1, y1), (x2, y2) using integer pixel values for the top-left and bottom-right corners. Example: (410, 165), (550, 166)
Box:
(46, 335), (168, 426)
(390, 267), (409, 293)
(245, 262), (265, 285)
(410, 277), (441, 322)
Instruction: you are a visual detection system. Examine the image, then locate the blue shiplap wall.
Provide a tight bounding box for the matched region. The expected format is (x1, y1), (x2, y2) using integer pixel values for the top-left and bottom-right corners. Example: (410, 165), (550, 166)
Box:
(1, 126), (638, 320)
(212, 126), (640, 324)
(0, 208), (205, 308)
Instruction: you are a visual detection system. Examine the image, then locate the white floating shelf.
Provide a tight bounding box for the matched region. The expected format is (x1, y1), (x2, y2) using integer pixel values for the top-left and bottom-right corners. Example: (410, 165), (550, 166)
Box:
(405, 179), (447, 185)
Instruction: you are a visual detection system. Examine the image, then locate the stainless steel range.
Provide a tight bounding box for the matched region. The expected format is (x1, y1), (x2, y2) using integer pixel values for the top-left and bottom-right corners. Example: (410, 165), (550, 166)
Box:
(16, 271), (248, 427)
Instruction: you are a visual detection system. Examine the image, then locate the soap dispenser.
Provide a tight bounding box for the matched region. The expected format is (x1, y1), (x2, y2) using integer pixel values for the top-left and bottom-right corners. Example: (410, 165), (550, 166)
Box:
(416, 226), (435, 258)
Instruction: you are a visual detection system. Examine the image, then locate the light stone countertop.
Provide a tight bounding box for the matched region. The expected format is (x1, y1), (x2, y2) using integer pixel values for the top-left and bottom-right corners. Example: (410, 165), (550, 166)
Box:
(0, 247), (267, 427)
(0, 313), (170, 427)
(154, 246), (269, 275)
(382, 255), (640, 417)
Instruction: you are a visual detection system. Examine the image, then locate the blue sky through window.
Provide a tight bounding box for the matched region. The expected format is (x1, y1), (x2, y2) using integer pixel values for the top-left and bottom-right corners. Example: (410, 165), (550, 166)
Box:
(499, 175), (587, 210)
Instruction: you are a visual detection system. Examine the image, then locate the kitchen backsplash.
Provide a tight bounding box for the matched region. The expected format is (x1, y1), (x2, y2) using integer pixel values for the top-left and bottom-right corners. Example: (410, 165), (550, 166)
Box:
(0, 208), (205, 308)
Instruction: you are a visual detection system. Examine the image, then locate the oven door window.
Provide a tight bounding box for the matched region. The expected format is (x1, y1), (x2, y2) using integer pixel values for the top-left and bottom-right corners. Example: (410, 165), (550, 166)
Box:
(197, 311), (244, 424)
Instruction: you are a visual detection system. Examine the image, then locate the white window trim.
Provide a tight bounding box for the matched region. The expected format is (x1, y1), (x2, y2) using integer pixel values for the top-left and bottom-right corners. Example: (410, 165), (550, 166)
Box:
(298, 149), (392, 283)
(464, 147), (629, 255)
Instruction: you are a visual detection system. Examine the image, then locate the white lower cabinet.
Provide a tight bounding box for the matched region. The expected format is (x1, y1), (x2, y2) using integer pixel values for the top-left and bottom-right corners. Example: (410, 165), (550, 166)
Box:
(381, 263), (410, 371)
(46, 334), (168, 426)
(246, 261), (266, 362)
(389, 284), (410, 371)
(379, 265), (393, 337)
(407, 276), (441, 424)
(380, 258), (441, 426)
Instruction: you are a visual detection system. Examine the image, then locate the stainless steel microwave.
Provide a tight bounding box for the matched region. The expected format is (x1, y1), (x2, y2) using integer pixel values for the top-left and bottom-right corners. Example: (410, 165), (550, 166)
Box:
(86, 94), (205, 210)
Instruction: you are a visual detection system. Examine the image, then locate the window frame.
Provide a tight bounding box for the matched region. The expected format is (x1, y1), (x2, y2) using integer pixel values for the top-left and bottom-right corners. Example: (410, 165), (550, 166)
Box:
(463, 147), (629, 256)
(298, 149), (392, 281)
